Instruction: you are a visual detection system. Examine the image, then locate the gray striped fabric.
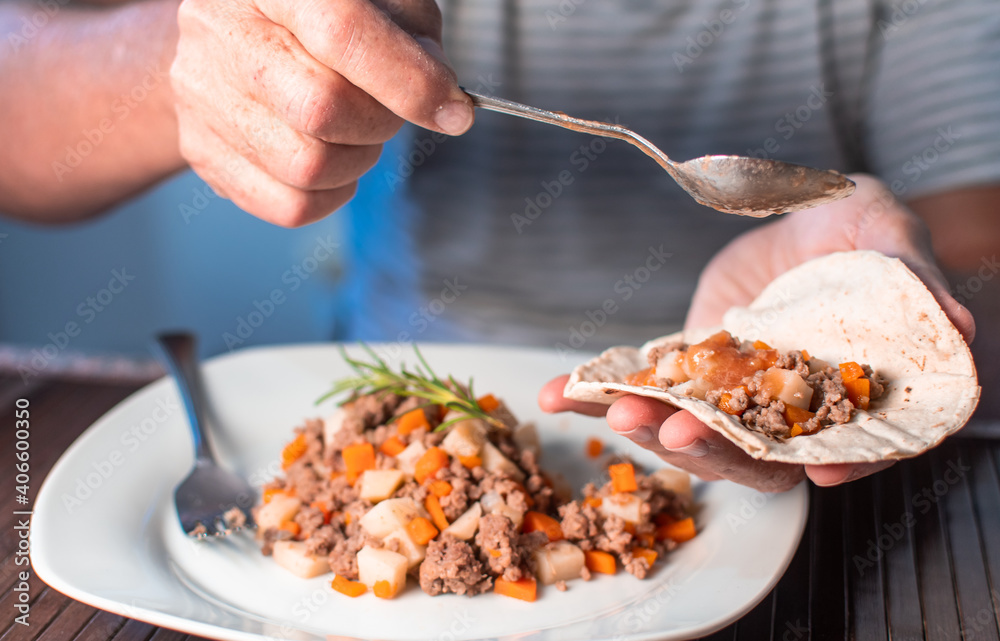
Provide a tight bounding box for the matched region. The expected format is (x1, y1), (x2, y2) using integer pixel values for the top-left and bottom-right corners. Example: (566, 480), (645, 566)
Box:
(338, 0), (1000, 356)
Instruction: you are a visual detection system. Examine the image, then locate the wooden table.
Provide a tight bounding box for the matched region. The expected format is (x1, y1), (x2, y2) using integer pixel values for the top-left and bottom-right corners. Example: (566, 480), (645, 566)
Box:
(3, 374), (999, 641)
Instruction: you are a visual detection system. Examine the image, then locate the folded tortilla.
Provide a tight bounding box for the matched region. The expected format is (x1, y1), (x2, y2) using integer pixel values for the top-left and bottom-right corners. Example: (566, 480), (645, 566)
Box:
(564, 251), (979, 464)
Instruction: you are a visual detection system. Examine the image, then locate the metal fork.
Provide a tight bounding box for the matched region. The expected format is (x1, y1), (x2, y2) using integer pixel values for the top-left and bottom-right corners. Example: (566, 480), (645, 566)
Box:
(152, 332), (256, 538)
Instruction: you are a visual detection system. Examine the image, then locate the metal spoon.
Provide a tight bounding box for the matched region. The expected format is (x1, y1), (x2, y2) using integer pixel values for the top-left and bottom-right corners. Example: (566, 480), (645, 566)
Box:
(465, 90), (855, 217)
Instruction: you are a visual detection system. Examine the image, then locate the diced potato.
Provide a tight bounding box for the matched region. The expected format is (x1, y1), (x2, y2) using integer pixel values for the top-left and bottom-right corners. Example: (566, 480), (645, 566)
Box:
(383, 528), (427, 568)
(654, 350), (689, 384)
(650, 467), (693, 502)
(494, 504), (524, 529)
(272, 541), (330, 578)
(323, 408), (357, 446)
(481, 442), (525, 482)
(807, 358), (832, 375)
(761, 367), (814, 410)
(441, 419), (486, 458)
(480, 491), (524, 528)
(359, 497), (427, 538)
(598, 493), (643, 524)
(357, 546), (408, 595)
(443, 502), (482, 541)
(395, 441), (427, 477)
(512, 423), (541, 459)
(358, 469), (405, 504)
(533, 541), (585, 585)
(256, 493), (301, 531)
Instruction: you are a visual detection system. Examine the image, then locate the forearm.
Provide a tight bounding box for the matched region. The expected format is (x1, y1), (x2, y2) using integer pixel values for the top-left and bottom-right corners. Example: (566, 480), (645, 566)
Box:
(0, 0), (184, 222)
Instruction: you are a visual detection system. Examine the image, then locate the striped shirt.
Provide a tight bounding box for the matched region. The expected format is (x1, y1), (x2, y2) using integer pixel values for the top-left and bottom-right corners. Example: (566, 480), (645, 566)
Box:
(337, 0), (1000, 356)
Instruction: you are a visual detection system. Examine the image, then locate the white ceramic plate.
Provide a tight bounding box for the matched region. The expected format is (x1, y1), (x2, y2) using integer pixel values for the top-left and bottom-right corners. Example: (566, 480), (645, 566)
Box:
(32, 343), (808, 641)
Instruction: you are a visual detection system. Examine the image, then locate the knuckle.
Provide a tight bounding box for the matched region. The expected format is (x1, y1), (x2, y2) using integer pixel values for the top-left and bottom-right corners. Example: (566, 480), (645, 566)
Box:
(284, 141), (332, 190)
(273, 191), (319, 228)
(288, 80), (339, 139)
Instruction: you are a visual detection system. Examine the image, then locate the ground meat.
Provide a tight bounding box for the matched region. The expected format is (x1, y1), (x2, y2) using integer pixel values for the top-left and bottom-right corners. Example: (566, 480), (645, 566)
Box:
(394, 480), (428, 503)
(621, 551), (651, 579)
(775, 351), (810, 378)
(294, 506), (326, 539)
(439, 476), (471, 521)
(327, 529), (369, 580)
(476, 514), (523, 580)
(260, 526), (292, 556)
(304, 524), (341, 556)
(559, 501), (601, 541)
(646, 343), (682, 369)
(344, 392), (404, 433)
(419, 536), (493, 596)
(595, 515), (633, 554)
(284, 460), (323, 503)
(741, 402), (789, 438)
(555, 580), (568, 591)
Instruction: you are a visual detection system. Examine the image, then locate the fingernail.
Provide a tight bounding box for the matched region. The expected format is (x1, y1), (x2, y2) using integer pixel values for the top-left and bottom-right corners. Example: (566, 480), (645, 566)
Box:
(665, 439), (709, 458)
(627, 425), (655, 443)
(434, 101), (473, 135)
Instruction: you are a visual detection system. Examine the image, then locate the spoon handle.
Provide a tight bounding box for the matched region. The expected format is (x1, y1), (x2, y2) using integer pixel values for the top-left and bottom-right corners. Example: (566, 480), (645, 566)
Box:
(463, 89), (678, 177)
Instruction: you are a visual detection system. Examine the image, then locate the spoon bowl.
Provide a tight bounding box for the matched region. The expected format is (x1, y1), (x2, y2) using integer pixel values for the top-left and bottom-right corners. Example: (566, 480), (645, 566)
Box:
(465, 90), (856, 217)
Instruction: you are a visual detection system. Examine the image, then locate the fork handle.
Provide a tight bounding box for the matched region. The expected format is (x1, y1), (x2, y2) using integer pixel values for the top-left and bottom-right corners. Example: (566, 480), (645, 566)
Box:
(152, 332), (214, 463)
(463, 88), (678, 177)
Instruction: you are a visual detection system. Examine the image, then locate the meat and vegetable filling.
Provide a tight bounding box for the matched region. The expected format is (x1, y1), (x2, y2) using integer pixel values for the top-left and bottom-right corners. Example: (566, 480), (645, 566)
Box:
(626, 331), (886, 440)
(253, 348), (697, 601)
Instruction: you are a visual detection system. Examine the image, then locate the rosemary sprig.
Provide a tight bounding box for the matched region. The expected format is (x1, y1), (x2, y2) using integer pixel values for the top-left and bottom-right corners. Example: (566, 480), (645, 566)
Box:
(316, 343), (506, 432)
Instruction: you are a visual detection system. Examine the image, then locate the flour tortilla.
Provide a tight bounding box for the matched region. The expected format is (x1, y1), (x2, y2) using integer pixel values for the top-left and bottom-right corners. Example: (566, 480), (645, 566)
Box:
(565, 251), (979, 464)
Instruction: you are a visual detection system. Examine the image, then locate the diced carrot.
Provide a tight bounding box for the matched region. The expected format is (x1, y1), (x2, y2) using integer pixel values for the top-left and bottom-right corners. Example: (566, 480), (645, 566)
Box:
(331, 575), (367, 598)
(262, 487), (284, 504)
(637, 532), (656, 548)
(789, 424), (804, 438)
(281, 433), (308, 470)
(488, 549), (501, 558)
(328, 471), (343, 481)
(752, 340), (773, 350)
(584, 550), (617, 575)
(415, 447), (450, 484)
(310, 500), (332, 524)
(344, 512), (352, 525)
(397, 408), (431, 435)
(623, 521), (637, 535)
(373, 580), (397, 599)
(609, 462), (638, 493)
(494, 576), (537, 602)
(844, 377), (871, 410)
(342, 442), (376, 485)
(522, 511), (564, 542)
(758, 349), (779, 369)
(458, 455), (482, 469)
(783, 405), (815, 425)
(632, 547), (658, 566)
(584, 496), (603, 509)
(425, 495), (450, 531)
(839, 361), (865, 383)
(664, 517), (696, 543)
(429, 480), (453, 497)
(406, 516), (439, 545)
(476, 393), (501, 413)
(801, 349), (811, 362)
(278, 520), (300, 537)
(586, 437), (604, 458)
(624, 367), (657, 386)
(379, 435), (407, 457)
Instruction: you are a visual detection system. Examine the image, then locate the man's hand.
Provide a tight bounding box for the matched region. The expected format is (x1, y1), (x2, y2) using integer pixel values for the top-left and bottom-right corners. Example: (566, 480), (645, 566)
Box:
(539, 175), (976, 492)
(171, 0), (474, 227)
